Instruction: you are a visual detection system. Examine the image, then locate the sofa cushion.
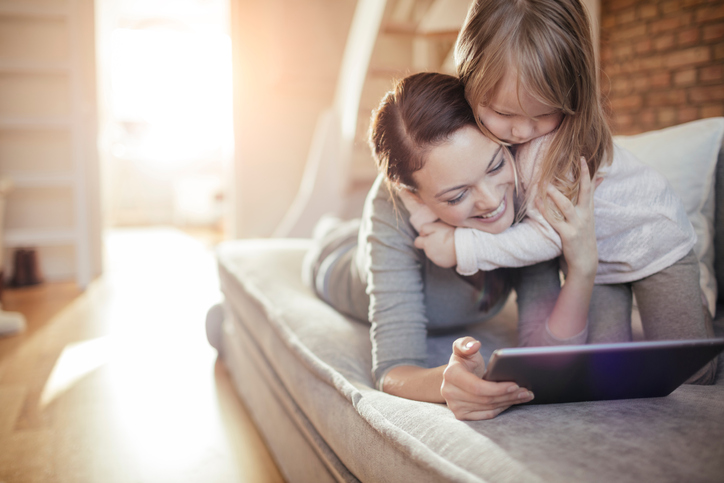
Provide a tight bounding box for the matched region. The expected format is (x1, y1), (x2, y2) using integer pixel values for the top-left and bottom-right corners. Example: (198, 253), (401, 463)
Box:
(615, 117), (724, 315)
(216, 239), (724, 483)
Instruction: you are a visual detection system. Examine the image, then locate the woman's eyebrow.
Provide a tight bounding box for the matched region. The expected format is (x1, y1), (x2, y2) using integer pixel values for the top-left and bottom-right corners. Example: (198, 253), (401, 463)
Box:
(434, 146), (503, 199)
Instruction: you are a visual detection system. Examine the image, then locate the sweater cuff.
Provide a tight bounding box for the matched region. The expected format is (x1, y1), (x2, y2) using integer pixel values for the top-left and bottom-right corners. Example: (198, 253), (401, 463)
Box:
(454, 228), (479, 276)
(375, 362), (424, 392)
(543, 318), (589, 346)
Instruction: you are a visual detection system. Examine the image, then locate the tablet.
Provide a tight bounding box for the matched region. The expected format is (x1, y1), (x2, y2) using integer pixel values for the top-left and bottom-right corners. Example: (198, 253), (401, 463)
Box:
(483, 338), (724, 404)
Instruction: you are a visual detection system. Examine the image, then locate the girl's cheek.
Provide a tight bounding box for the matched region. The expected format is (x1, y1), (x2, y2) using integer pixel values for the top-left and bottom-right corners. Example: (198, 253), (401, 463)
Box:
(483, 119), (507, 142)
(547, 114), (564, 134)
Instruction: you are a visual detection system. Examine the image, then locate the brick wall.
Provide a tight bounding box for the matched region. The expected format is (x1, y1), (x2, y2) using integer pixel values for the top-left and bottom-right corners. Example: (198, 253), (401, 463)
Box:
(600, 0), (724, 135)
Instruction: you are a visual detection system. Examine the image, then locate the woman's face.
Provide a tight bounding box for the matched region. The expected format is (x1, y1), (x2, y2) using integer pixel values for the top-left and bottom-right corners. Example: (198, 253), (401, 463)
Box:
(476, 68), (563, 145)
(411, 125), (516, 234)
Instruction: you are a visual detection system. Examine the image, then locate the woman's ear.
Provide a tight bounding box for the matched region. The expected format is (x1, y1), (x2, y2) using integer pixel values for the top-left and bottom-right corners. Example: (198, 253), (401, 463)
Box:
(407, 189), (423, 204)
(395, 182), (423, 203)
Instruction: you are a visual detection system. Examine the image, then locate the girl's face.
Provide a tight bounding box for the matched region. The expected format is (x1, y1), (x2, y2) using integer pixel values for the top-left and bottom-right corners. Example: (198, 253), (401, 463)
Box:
(411, 125), (516, 234)
(476, 68), (563, 145)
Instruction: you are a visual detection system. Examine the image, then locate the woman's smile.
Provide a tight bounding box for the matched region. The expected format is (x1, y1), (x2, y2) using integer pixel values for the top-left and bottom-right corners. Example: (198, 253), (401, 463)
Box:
(474, 196), (506, 220)
(410, 125), (516, 235)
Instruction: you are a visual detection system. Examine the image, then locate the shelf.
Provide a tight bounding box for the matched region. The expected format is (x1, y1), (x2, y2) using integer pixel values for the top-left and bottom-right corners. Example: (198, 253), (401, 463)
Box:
(4, 228), (76, 248)
(0, 0), (94, 289)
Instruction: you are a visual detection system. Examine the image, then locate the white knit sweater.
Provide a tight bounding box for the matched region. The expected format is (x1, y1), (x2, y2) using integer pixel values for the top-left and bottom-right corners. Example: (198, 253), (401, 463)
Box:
(404, 132), (696, 284)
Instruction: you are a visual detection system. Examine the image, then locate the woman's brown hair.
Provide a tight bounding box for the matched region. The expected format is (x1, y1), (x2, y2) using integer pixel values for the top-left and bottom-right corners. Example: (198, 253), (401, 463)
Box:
(369, 72), (479, 191)
(455, 0), (612, 204)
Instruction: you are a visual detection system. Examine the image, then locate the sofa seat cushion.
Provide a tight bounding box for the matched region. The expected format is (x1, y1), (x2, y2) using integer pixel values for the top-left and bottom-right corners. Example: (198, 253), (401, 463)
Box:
(217, 239), (724, 483)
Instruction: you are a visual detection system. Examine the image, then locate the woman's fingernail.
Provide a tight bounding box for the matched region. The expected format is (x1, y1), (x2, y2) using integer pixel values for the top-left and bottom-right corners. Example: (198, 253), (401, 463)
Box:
(507, 385), (520, 393)
(518, 390), (531, 399)
(465, 341), (475, 349)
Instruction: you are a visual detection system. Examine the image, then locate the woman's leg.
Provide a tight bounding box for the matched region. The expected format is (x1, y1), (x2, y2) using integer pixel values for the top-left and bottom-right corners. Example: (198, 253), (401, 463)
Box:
(633, 249), (717, 384)
(587, 283), (633, 343)
(302, 217), (370, 322)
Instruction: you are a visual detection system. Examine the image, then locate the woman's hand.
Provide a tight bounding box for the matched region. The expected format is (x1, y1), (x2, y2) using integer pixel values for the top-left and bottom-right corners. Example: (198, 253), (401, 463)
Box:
(441, 337), (534, 420)
(414, 221), (457, 268)
(536, 158), (599, 279)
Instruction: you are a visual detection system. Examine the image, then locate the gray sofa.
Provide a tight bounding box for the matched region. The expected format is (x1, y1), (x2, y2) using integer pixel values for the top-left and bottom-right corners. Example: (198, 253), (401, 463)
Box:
(207, 118), (724, 482)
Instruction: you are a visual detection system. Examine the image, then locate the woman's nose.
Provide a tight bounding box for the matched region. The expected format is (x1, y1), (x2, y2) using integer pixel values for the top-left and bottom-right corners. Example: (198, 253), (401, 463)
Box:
(474, 188), (498, 211)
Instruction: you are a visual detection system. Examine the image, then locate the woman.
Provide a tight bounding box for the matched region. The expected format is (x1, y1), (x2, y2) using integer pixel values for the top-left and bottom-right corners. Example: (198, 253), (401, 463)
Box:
(303, 73), (598, 420)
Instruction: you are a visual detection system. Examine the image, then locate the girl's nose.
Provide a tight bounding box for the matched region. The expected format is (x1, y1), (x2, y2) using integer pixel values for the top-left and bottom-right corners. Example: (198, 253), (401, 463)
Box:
(511, 120), (534, 140)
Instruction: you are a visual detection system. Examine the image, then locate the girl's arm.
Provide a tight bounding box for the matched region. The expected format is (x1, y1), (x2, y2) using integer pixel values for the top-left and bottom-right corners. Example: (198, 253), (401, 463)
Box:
(516, 162), (598, 345)
(453, 203), (562, 275)
(531, 159), (598, 341)
(414, 211), (563, 273)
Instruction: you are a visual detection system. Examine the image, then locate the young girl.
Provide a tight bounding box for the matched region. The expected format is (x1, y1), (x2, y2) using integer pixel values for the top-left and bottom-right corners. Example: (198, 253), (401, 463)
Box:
(413, 0), (716, 383)
(304, 72), (598, 420)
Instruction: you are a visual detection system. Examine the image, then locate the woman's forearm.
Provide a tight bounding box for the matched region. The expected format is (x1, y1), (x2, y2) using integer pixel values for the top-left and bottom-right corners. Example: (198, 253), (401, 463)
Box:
(382, 365), (446, 403)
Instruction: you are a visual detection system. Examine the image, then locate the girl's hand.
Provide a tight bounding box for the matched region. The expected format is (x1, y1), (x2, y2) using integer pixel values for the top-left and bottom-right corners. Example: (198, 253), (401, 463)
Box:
(536, 158), (599, 279)
(414, 222), (457, 268)
(534, 158), (599, 340)
(441, 337), (534, 420)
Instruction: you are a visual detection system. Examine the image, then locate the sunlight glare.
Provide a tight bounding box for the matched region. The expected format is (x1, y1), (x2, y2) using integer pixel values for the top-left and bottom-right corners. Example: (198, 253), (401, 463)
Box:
(110, 27), (232, 165)
(101, 228), (225, 477)
(40, 336), (116, 408)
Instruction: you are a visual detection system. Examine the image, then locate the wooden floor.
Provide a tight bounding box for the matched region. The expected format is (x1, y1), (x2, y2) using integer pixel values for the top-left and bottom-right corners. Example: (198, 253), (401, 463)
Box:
(0, 227), (284, 483)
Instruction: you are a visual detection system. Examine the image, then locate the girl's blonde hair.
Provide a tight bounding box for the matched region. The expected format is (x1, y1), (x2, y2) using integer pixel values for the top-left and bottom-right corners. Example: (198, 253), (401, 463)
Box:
(455, 0), (612, 204)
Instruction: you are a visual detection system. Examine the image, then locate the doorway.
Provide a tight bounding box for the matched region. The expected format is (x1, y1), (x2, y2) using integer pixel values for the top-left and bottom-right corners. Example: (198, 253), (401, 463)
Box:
(96, 0), (233, 240)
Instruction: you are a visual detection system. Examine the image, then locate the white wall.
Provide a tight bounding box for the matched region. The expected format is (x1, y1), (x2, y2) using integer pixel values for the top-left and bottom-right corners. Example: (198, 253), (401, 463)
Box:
(229, 0), (357, 238)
